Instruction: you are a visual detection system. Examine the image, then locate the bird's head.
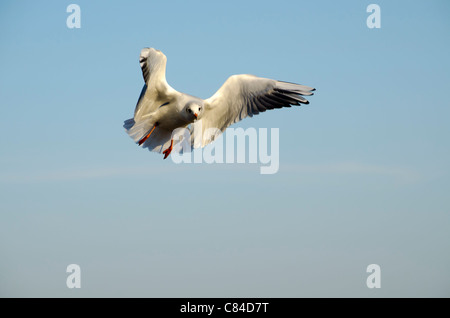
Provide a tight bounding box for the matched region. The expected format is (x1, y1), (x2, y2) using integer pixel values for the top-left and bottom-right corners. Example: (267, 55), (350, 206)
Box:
(184, 102), (204, 121)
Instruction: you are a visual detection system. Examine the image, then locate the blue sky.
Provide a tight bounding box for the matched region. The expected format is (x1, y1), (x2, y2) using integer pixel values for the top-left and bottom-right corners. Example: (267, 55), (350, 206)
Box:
(0, 0), (449, 297)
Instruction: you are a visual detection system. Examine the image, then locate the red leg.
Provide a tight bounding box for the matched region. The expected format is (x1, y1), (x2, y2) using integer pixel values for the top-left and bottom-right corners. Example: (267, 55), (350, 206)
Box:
(138, 123), (158, 146)
(162, 139), (174, 159)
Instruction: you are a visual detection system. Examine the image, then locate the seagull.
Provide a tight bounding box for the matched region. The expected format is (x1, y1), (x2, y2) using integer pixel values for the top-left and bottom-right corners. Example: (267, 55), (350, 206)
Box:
(124, 48), (315, 159)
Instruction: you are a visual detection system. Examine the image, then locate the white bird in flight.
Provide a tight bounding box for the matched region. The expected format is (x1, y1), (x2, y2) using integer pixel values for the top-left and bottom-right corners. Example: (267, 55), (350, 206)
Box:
(124, 48), (315, 159)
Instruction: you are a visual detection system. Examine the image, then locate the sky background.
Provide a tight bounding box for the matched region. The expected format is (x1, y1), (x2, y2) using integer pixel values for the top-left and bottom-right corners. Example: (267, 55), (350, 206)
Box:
(1, 0), (449, 297)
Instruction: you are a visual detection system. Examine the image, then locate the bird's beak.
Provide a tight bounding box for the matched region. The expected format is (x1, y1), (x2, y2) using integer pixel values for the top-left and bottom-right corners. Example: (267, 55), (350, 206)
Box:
(194, 113), (198, 118)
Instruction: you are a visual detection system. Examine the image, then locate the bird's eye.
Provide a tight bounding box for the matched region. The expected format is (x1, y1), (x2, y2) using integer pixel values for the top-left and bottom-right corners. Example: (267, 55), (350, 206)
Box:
(187, 108), (191, 113)
(199, 107), (202, 111)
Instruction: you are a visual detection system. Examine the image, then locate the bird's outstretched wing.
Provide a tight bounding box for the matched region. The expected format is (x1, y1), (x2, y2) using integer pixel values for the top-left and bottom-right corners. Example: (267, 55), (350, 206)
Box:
(124, 48), (179, 152)
(195, 74), (315, 147)
(133, 48), (179, 118)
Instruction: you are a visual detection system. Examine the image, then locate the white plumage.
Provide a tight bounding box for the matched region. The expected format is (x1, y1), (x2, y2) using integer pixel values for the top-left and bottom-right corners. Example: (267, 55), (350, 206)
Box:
(124, 48), (315, 158)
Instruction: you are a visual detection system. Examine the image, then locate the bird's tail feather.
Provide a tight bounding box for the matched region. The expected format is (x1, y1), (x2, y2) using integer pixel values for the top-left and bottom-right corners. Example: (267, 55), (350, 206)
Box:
(123, 117), (155, 144)
(123, 118), (135, 131)
(123, 117), (173, 153)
